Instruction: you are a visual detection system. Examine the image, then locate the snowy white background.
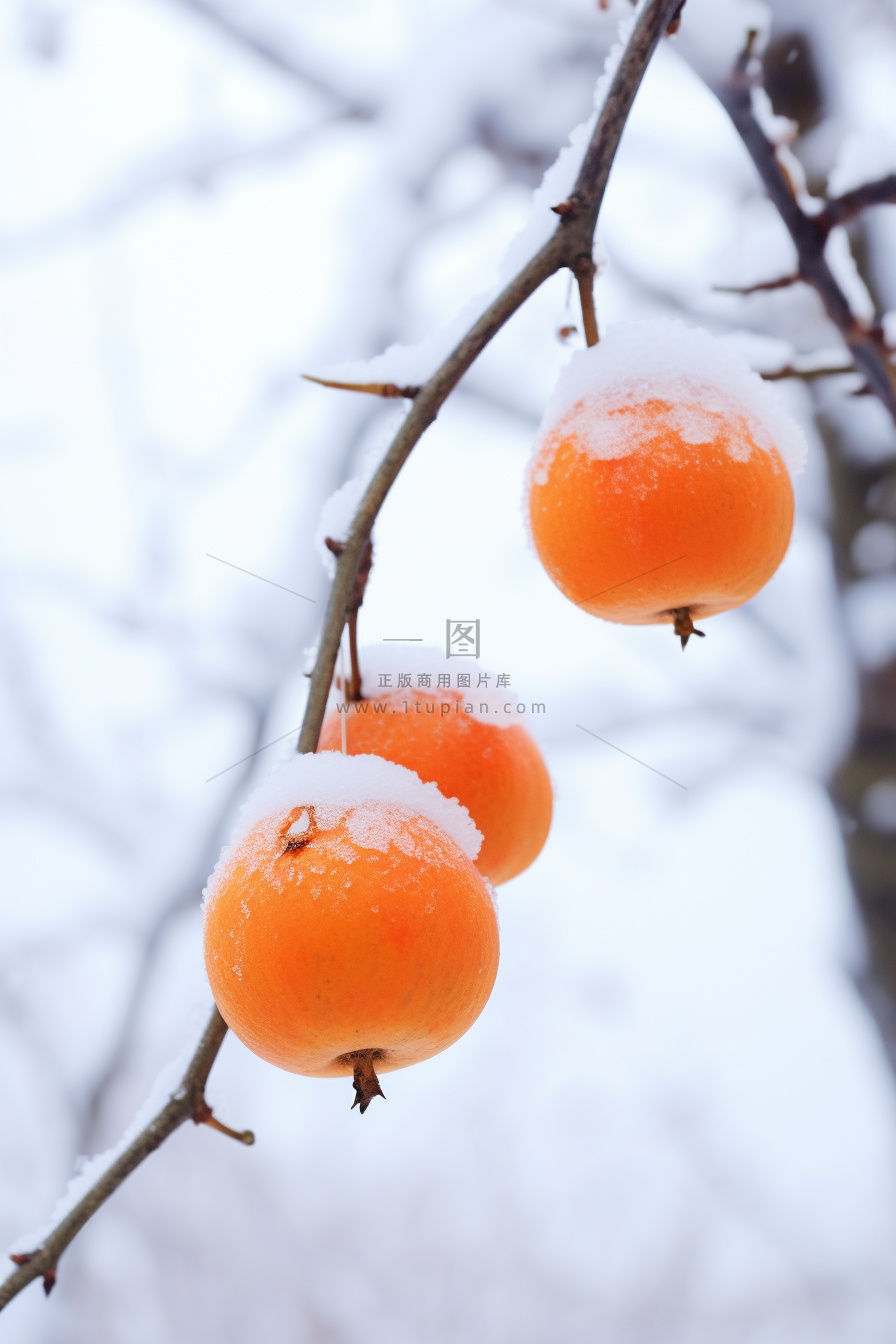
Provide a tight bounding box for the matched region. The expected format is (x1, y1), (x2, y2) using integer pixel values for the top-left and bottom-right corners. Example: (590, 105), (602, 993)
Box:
(3, 0), (896, 1339)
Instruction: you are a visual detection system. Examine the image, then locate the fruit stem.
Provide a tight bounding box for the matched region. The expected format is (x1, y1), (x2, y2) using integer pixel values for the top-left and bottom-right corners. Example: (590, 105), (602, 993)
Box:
(345, 1051), (386, 1114)
(324, 536), (372, 701)
(574, 256), (599, 347)
(347, 610), (362, 702)
(670, 608), (706, 650)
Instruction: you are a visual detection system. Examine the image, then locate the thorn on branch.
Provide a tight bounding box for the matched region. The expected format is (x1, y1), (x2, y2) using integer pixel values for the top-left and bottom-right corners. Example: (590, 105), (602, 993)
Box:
(192, 1100), (255, 1146)
(550, 196), (580, 218)
(302, 374), (420, 400)
(713, 272), (801, 295)
(665, 2), (686, 36)
(8, 1254), (55, 1296)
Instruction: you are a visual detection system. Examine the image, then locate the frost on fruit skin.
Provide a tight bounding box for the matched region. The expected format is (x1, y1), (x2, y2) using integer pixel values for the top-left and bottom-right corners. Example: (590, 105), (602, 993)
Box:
(527, 319), (808, 493)
(202, 752), (483, 913)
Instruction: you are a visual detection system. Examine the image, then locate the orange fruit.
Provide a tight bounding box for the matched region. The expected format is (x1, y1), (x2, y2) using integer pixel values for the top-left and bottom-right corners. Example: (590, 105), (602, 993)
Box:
(526, 320), (804, 646)
(318, 670), (552, 885)
(203, 753), (499, 1110)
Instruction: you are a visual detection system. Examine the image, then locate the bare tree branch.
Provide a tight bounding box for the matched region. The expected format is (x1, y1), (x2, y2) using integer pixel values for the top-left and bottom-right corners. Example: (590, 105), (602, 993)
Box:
(0, 0), (682, 1310)
(0, 1008), (231, 1307)
(818, 174), (896, 232)
(713, 272), (801, 295)
(0, 120), (347, 262)
(162, 0), (378, 118)
(76, 702), (272, 1153)
(713, 36), (896, 422)
(760, 360), (861, 383)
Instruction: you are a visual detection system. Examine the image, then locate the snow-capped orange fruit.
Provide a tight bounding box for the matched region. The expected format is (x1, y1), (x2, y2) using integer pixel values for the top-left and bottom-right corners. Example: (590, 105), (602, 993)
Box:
(319, 680), (552, 885)
(203, 754), (498, 1111)
(526, 321), (805, 646)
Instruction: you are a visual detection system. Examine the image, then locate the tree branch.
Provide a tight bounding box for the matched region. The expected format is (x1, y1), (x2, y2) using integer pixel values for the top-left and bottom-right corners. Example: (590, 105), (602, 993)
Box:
(297, 0), (682, 755)
(0, 0), (682, 1310)
(713, 272), (800, 295)
(760, 360), (861, 383)
(818, 174), (896, 233)
(714, 38), (896, 422)
(0, 1007), (231, 1309)
(162, 0), (377, 119)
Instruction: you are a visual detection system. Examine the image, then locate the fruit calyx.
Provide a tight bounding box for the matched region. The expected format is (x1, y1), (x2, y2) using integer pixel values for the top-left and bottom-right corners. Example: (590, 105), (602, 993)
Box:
(280, 806), (318, 852)
(669, 607), (706, 650)
(340, 1049), (387, 1114)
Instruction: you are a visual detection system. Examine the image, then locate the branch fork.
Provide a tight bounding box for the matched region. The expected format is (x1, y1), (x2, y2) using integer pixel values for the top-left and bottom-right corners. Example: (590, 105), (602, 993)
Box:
(717, 34), (896, 420)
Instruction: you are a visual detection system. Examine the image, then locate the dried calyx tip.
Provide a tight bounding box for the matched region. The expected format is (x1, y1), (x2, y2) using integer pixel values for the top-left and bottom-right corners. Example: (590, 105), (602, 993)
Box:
(343, 1050), (386, 1115)
(670, 608), (706, 650)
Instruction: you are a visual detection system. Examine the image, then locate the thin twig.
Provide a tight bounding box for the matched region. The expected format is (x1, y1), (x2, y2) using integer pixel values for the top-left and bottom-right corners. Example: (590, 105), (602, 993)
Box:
(0, 1008), (231, 1308)
(713, 273), (800, 295)
(818, 174), (896, 233)
(760, 361), (860, 382)
(0, 0), (682, 1310)
(163, 0), (377, 119)
(714, 36), (896, 421)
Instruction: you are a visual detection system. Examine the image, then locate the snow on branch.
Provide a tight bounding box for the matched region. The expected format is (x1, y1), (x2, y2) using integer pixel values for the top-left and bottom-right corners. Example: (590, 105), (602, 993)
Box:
(0, 1010), (242, 1308)
(713, 31), (896, 420)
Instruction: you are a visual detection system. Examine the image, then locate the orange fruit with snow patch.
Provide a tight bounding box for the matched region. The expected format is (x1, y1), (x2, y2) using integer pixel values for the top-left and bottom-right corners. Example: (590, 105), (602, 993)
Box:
(319, 679), (552, 885)
(526, 321), (804, 646)
(203, 753), (499, 1111)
